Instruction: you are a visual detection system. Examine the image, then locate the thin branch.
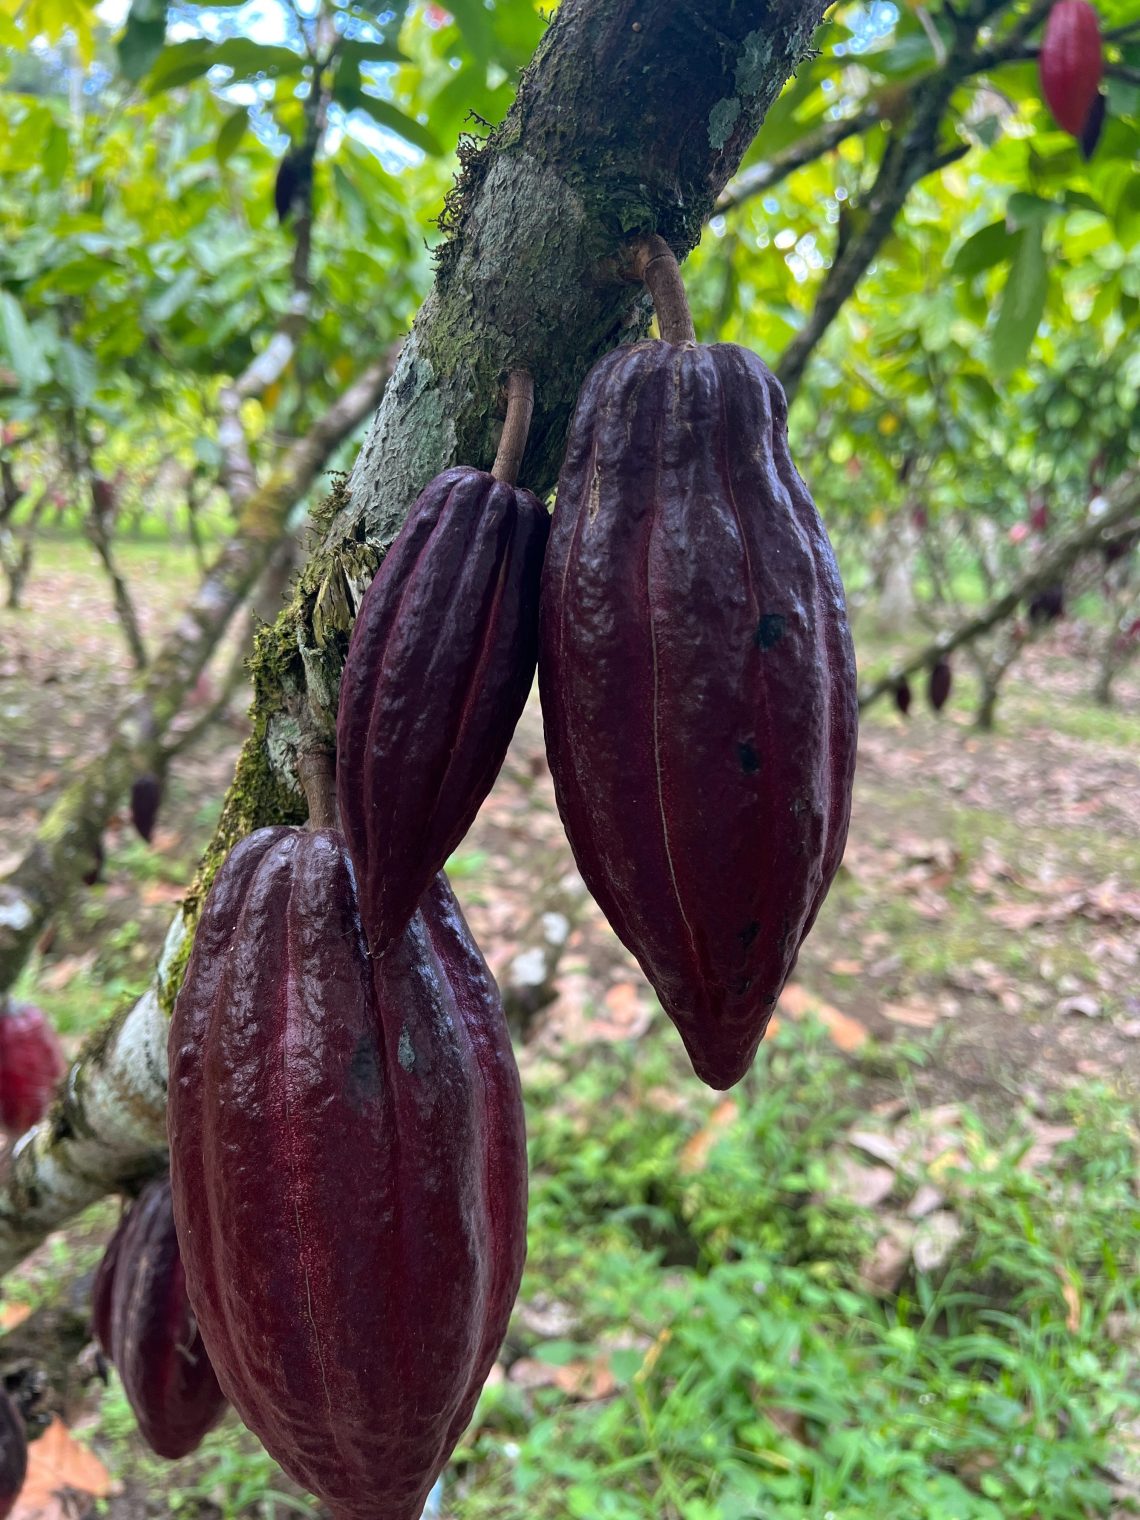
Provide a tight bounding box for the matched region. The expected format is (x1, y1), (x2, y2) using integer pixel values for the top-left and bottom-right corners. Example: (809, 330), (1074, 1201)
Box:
(717, 103), (884, 212)
(858, 472), (1140, 710)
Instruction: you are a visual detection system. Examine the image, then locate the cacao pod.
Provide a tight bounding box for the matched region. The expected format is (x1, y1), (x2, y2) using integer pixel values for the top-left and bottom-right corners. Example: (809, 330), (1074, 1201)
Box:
(928, 658), (953, 712)
(538, 340), (858, 1089)
(0, 1001), (65, 1135)
(0, 1388), (26, 1519)
(81, 835), (105, 887)
(129, 773), (162, 843)
(1039, 0), (1102, 136)
(336, 465), (548, 952)
(894, 677), (912, 716)
(1028, 583), (1065, 625)
(169, 829), (527, 1520)
(95, 1178), (226, 1459)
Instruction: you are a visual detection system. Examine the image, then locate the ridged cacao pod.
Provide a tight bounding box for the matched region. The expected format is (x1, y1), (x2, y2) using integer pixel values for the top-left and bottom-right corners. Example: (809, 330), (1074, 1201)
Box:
(894, 677), (912, 716)
(1027, 583), (1065, 625)
(0, 1001), (65, 1135)
(129, 773), (162, 844)
(0, 1389), (26, 1519)
(1039, 0), (1102, 135)
(928, 658), (953, 712)
(169, 828), (527, 1520)
(538, 341), (858, 1089)
(336, 466), (549, 953)
(95, 1178), (226, 1459)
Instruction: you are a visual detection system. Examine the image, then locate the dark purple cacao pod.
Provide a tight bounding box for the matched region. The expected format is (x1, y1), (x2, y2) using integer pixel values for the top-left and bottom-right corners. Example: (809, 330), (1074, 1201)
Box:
(91, 1204), (126, 1357)
(0, 1389), (26, 1519)
(1027, 583), (1065, 625)
(538, 341), (858, 1089)
(98, 1177), (226, 1459)
(169, 828), (527, 1520)
(928, 658), (953, 712)
(129, 773), (162, 843)
(894, 677), (912, 716)
(336, 466), (548, 954)
(0, 1001), (65, 1135)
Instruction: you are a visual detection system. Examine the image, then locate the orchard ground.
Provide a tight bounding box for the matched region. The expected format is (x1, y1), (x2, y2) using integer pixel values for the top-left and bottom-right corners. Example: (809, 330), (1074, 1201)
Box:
(1, 537), (1138, 1520)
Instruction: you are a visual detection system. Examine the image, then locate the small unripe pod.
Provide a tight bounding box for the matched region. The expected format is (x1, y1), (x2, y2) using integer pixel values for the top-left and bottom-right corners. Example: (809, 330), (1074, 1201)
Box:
(1039, 1), (1102, 136)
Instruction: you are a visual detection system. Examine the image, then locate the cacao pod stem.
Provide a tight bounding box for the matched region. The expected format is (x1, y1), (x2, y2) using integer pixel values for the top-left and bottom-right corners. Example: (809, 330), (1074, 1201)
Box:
(491, 369), (535, 486)
(297, 744), (337, 828)
(630, 233), (696, 345)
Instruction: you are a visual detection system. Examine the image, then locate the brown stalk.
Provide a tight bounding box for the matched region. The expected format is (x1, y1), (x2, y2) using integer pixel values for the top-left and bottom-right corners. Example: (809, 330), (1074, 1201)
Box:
(629, 234), (696, 345)
(491, 370), (535, 485)
(298, 745), (337, 829)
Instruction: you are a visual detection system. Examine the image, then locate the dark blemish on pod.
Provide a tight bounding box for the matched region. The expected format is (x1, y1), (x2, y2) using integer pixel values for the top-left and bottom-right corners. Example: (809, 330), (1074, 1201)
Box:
(738, 742), (760, 774)
(349, 1033), (381, 1103)
(738, 920), (759, 948)
(753, 613), (786, 651)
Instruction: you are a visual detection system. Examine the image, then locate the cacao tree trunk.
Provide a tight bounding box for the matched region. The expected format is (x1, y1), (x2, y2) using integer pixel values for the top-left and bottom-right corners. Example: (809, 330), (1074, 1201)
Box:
(0, 0), (829, 1276)
(84, 501), (149, 671)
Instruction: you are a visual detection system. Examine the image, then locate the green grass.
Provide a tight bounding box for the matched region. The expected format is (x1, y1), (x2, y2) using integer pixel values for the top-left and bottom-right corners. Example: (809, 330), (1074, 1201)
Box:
(440, 1023), (1140, 1520)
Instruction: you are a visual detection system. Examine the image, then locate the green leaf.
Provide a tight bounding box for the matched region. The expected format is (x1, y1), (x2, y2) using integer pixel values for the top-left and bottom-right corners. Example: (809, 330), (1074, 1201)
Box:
(208, 39), (306, 81)
(339, 88), (443, 156)
(0, 293), (50, 389)
(335, 38), (406, 67)
(144, 40), (215, 94)
(991, 227), (1048, 377)
(215, 108), (248, 165)
(56, 340), (97, 407)
(1004, 192), (1059, 231)
(951, 220), (1013, 277)
(116, 15), (167, 84)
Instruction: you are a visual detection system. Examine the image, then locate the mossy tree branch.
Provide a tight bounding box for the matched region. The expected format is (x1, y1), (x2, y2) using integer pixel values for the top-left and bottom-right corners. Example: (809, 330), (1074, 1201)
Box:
(0, 0), (828, 1275)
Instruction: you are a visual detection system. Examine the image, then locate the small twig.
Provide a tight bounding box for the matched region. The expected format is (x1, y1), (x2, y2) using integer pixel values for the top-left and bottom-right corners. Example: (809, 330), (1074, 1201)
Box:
(491, 371), (535, 486)
(629, 234), (696, 345)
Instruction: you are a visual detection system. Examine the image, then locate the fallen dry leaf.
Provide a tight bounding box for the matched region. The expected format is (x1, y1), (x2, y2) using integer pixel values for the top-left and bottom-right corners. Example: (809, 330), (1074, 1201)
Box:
(777, 984), (868, 1051)
(12, 1415), (117, 1520)
(508, 1356), (616, 1401)
(678, 1098), (738, 1175)
(882, 1000), (941, 1029)
(0, 1300), (32, 1331)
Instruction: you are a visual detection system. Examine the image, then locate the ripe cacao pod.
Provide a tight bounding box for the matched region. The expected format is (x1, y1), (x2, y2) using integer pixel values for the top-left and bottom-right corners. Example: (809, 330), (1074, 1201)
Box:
(169, 828), (527, 1520)
(538, 340), (858, 1089)
(1039, 0), (1102, 135)
(928, 658), (953, 712)
(894, 677), (912, 716)
(1028, 583), (1065, 625)
(0, 1388), (26, 1519)
(336, 465), (548, 953)
(81, 835), (105, 887)
(0, 1001), (65, 1135)
(129, 773), (162, 843)
(94, 1177), (226, 1459)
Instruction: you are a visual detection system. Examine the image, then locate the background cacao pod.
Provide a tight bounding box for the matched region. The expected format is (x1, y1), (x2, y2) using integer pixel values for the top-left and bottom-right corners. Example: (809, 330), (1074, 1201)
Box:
(97, 1177), (226, 1459)
(894, 677), (912, 716)
(538, 340), (858, 1090)
(129, 773), (162, 843)
(336, 465), (548, 953)
(928, 657), (953, 712)
(169, 829), (527, 1520)
(0, 1389), (26, 1520)
(1039, 0), (1102, 136)
(0, 1001), (65, 1135)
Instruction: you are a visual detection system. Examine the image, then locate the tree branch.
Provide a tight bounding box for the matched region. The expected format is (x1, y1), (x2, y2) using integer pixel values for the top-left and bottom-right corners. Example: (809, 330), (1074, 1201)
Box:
(716, 103), (885, 212)
(857, 472), (1140, 710)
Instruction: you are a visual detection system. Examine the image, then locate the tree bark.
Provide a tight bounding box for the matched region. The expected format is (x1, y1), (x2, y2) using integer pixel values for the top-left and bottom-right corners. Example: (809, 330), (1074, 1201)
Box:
(0, 0), (827, 1277)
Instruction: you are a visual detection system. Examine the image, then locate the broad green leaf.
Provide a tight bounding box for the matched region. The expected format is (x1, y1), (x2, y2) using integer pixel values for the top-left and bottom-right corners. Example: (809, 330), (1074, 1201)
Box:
(208, 40), (307, 82)
(215, 108), (248, 165)
(1004, 192), (1058, 231)
(0, 293), (51, 389)
(338, 88), (443, 156)
(991, 226), (1048, 376)
(951, 220), (1013, 276)
(336, 38), (407, 67)
(56, 340), (96, 407)
(116, 15), (167, 84)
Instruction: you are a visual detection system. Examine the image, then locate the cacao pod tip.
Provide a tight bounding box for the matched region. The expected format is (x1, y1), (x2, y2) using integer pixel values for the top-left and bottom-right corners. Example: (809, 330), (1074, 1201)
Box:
(129, 773), (163, 844)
